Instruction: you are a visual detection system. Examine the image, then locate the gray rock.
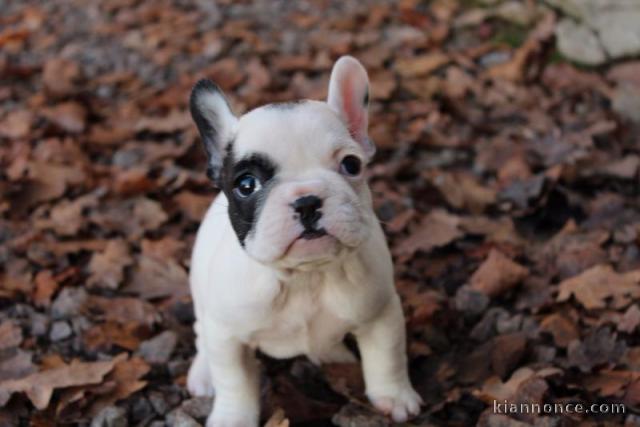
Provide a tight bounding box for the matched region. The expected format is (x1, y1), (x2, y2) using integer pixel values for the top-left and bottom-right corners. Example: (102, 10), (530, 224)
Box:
(138, 330), (178, 364)
(594, 11), (640, 58)
(455, 285), (489, 316)
(552, 0), (640, 65)
(332, 402), (389, 427)
(49, 320), (72, 341)
(555, 19), (606, 66)
(180, 397), (213, 421)
(51, 287), (88, 319)
(30, 312), (49, 337)
(166, 409), (201, 427)
(130, 396), (153, 422)
(148, 391), (170, 415)
(91, 406), (128, 427)
(613, 82), (640, 123)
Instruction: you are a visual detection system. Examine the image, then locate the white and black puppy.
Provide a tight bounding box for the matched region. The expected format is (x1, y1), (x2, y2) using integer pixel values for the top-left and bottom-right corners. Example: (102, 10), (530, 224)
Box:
(187, 56), (422, 427)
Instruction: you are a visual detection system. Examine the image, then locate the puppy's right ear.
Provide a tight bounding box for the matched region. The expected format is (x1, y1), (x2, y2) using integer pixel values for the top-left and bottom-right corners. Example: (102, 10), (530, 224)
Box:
(190, 79), (238, 184)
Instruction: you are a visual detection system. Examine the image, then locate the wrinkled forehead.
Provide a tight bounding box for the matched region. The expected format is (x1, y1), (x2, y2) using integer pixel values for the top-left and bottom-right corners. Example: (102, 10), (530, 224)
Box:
(232, 101), (355, 168)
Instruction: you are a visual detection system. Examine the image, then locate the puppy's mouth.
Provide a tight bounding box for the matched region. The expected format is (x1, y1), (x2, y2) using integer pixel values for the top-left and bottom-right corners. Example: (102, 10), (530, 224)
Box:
(299, 227), (327, 240)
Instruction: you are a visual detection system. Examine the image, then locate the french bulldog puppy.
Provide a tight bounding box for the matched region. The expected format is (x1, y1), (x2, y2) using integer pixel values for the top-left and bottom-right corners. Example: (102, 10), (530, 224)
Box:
(187, 56), (422, 427)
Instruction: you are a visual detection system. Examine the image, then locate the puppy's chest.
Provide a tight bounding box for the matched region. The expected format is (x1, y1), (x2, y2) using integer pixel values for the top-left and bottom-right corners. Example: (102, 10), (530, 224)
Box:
(248, 279), (352, 359)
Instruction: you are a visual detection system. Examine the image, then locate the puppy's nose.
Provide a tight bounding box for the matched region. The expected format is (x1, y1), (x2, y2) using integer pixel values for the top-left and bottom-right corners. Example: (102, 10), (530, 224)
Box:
(292, 195), (322, 229)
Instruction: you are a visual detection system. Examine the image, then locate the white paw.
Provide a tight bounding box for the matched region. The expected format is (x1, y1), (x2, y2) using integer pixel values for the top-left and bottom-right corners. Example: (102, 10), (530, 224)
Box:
(368, 384), (423, 423)
(187, 353), (215, 397)
(206, 411), (258, 427)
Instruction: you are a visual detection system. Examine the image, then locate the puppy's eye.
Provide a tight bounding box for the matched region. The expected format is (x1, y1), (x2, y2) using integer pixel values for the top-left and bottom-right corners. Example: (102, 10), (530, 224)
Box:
(340, 155), (362, 176)
(233, 174), (262, 198)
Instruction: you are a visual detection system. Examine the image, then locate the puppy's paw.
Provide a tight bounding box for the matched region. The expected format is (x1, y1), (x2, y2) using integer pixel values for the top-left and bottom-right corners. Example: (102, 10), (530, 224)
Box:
(368, 385), (423, 423)
(187, 353), (214, 397)
(206, 411), (258, 427)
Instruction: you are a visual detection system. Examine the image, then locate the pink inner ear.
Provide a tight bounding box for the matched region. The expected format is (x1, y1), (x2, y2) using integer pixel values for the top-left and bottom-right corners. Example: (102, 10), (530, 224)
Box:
(341, 76), (364, 142)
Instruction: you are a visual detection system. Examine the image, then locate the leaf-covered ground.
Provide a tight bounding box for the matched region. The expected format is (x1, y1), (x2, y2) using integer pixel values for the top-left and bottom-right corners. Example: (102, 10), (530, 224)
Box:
(1, 1), (640, 426)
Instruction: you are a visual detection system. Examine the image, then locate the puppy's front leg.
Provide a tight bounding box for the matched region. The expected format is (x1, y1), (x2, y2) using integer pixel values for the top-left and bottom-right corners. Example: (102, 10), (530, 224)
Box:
(355, 295), (423, 422)
(204, 337), (260, 427)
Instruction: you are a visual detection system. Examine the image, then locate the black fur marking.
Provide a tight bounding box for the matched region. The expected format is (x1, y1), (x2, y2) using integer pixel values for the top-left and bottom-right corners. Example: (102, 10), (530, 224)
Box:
(190, 79), (233, 185)
(363, 89), (369, 106)
(219, 148), (279, 246)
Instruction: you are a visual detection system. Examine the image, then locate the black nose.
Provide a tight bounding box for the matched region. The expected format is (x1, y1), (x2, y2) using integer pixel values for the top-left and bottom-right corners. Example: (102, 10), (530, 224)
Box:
(292, 195), (322, 229)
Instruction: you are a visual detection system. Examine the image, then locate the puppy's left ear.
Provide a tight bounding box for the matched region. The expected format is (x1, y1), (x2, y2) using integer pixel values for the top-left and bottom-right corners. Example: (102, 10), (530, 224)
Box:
(327, 56), (375, 159)
(190, 79), (238, 184)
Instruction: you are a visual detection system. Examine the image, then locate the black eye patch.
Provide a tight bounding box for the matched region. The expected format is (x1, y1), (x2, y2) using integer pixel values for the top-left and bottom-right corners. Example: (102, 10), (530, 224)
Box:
(220, 148), (278, 246)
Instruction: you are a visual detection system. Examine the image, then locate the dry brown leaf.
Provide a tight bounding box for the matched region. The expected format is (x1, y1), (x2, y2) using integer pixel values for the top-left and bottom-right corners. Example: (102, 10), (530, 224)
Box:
(42, 102), (87, 134)
(42, 58), (82, 97)
(33, 270), (59, 308)
(264, 408), (290, 427)
(427, 170), (496, 213)
(174, 191), (212, 222)
(87, 239), (132, 290)
(619, 304), (640, 334)
(557, 265), (640, 310)
(0, 110), (33, 139)
(36, 192), (99, 236)
(141, 236), (187, 261)
(476, 367), (535, 403)
(88, 354), (150, 416)
(86, 295), (159, 327)
(16, 161), (86, 208)
(394, 52), (449, 78)
(126, 255), (189, 300)
(83, 321), (146, 352)
(470, 249), (528, 297)
(584, 370), (639, 397)
(539, 313), (579, 348)
(0, 321), (22, 351)
(135, 109), (191, 134)
(393, 209), (462, 257)
(0, 359), (115, 409)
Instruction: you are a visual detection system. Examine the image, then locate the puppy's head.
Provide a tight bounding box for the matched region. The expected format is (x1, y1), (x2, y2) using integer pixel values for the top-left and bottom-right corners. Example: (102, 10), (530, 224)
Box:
(190, 56), (376, 268)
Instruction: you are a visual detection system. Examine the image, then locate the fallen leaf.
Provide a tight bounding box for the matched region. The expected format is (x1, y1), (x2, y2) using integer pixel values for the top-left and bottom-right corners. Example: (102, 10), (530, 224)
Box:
(619, 304), (640, 334)
(174, 191), (212, 222)
(491, 333), (527, 378)
(584, 370), (638, 397)
(393, 209), (462, 257)
(394, 52), (449, 78)
(87, 295), (158, 327)
(567, 327), (626, 373)
(42, 102), (87, 134)
(0, 359), (115, 409)
(264, 408), (290, 427)
(33, 270), (59, 308)
(87, 239), (132, 290)
(0, 110), (33, 139)
(557, 265), (640, 310)
(470, 249), (528, 297)
(126, 255), (189, 300)
(88, 354), (150, 416)
(539, 313), (579, 348)
(42, 58), (82, 97)
(0, 321), (22, 351)
(476, 367), (535, 403)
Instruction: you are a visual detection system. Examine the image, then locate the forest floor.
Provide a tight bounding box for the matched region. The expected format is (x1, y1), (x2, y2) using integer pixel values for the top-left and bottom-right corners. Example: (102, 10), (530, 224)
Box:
(1, 0), (640, 426)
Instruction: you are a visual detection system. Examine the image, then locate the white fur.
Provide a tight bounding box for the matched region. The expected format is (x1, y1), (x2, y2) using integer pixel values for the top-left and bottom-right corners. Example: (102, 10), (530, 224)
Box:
(188, 56), (422, 427)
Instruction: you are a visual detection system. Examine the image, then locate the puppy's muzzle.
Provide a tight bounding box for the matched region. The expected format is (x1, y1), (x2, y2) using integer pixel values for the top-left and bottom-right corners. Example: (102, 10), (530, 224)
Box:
(292, 195), (326, 239)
